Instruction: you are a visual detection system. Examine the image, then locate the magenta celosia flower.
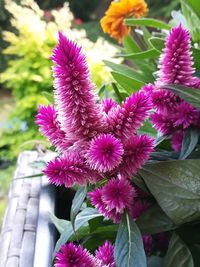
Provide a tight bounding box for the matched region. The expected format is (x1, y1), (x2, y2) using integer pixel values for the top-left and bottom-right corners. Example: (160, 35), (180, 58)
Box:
(102, 98), (118, 114)
(88, 188), (121, 223)
(87, 134), (124, 172)
(51, 32), (105, 140)
(44, 153), (100, 187)
(142, 235), (153, 255)
(55, 242), (95, 267)
(36, 105), (72, 151)
(118, 135), (154, 179)
(173, 101), (199, 128)
(130, 199), (152, 219)
(102, 178), (135, 213)
(151, 112), (175, 135)
(95, 241), (115, 267)
(156, 24), (194, 87)
(107, 91), (152, 141)
(151, 89), (181, 113)
(89, 178), (135, 222)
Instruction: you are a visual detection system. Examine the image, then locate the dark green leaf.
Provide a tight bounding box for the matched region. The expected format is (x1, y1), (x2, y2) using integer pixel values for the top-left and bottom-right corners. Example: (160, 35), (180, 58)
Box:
(119, 49), (160, 60)
(164, 232), (194, 267)
(70, 186), (87, 230)
(148, 256), (164, 267)
(179, 128), (199, 159)
(111, 71), (145, 93)
(49, 213), (71, 234)
(192, 47), (200, 70)
(122, 35), (141, 53)
(54, 208), (102, 255)
(164, 84), (200, 110)
(139, 119), (157, 136)
(148, 37), (165, 52)
(114, 213), (147, 267)
(125, 18), (171, 30)
(136, 205), (176, 234)
(139, 159), (200, 224)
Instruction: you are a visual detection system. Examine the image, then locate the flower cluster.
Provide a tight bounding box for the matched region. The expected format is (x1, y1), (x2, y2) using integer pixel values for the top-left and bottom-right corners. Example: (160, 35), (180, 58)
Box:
(145, 25), (200, 151)
(36, 32), (154, 194)
(100, 0), (148, 43)
(55, 241), (114, 267)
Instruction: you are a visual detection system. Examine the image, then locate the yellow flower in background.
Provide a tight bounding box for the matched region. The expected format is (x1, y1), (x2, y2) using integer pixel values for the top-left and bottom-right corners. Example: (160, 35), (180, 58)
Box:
(101, 0), (148, 43)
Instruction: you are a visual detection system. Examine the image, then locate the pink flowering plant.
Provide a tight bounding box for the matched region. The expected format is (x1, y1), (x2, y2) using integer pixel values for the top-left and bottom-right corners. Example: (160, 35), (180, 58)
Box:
(36, 2), (200, 266)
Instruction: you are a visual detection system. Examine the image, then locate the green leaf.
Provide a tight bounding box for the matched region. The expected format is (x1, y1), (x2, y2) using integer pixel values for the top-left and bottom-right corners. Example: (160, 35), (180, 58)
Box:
(192, 47), (200, 70)
(49, 213), (71, 234)
(184, 0), (200, 20)
(15, 173), (43, 179)
(114, 213), (147, 267)
(125, 18), (171, 30)
(119, 49), (160, 60)
(181, 1), (200, 43)
(164, 232), (194, 267)
(148, 37), (165, 52)
(136, 205), (176, 234)
(139, 119), (157, 136)
(164, 84), (200, 110)
(70, 186), (87, 230)
(139, 159), (200, 224)
(148, 256), (164, 267)
(54, 208), (102, 254)
(42, 91), (54, 103)
(111, 71), (145, 93)
(122, 35), (141, 53)
(104, 60), (147, 83)
(179, 129), (199, 159)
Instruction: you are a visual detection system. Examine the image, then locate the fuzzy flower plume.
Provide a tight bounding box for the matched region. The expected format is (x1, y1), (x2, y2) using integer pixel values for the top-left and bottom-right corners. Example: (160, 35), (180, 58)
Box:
(149, 25), (200, 151)
(142, 235), (153, 255)
(107, 91), (152, 141)
(156, 24), (194, 87)
(37, 34), (154, 193)
(44, 153), (100, 187)
(87, 134), (124, 173)
(118, 135), (154, 179)
(89, 178), (136, 222)
(95, 241), (115, 267)
(55, 242), (95, 267)
(51, 32), (105, 140)
(101, 0), (148, 43)
(36, 105), (71, 151)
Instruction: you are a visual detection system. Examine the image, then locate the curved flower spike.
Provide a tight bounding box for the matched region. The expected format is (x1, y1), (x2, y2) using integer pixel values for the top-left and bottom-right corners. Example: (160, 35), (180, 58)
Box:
(51, 32), (105, 140)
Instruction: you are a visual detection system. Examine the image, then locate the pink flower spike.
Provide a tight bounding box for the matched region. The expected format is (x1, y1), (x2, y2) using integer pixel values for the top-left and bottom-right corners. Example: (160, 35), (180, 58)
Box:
(107, 91), (152, 141)
(102, 178), (135, 213)
(142, 235), (153, 255)
(130, 199), (152, 220)
(51, 32), (105, 140)
(87, 134), (124, 172)
(95, 241), (115, 267)
(44, 153), (99, 187)
(119, 135), (154, 179)
(156, 24), (194, 87)
(35, 105), (71, 151)
(55, 242), (95, 267)
(151, 112), (175, 135)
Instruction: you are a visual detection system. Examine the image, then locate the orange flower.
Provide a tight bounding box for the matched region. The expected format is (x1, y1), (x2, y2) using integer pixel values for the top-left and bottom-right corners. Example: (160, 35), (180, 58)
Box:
(101, 0), (148, 43)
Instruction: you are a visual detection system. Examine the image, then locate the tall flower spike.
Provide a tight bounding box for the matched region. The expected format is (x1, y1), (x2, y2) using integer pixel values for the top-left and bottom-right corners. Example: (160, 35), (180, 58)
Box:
(156, 24), (194, 87)
(55, 242), (95, 267)
(51, 32), (105, 140)
(87, 134), (124, 173)
(107, 91), (152, 141)
(36, 105), (72, 151)
(44, 153), (100, 187)
(118, 134), (154, 179)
